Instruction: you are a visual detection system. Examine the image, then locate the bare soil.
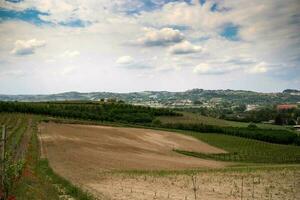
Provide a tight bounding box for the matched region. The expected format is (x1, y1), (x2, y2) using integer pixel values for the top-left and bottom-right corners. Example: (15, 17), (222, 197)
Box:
(38, 123), (300, 200)
(89, 169), (300, 200)
(38, 122), (227, 184)
(39, 123), (227, 173)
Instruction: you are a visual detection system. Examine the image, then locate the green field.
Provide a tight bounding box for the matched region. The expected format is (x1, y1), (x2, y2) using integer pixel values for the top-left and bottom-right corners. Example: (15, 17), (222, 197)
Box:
(176, 131), (300, 164)
(158, 112), (292, 130)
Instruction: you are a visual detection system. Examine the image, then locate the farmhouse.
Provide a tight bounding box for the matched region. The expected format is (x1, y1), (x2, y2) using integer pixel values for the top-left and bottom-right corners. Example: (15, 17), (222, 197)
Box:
(246, 104), (259, 111)
(276, 104), (297, 110)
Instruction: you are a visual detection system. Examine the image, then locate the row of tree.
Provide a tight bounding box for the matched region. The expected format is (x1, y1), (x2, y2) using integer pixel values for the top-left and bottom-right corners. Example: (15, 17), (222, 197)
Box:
(1, 101), (298, 146)
(223, 106), (300, 125)
(0, 101), (180, 124)
(159, 123), (300, 146)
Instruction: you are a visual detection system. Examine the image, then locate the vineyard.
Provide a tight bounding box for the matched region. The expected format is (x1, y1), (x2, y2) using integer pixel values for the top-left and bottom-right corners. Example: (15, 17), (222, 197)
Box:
(0, 113), (94, 200)
(176, 132), (300, 163)
(0, 114), (30, 158)
(0, 113), (31, 199)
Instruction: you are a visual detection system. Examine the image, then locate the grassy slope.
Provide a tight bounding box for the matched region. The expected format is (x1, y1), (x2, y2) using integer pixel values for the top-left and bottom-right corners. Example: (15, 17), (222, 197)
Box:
(158, 112), (291, 130)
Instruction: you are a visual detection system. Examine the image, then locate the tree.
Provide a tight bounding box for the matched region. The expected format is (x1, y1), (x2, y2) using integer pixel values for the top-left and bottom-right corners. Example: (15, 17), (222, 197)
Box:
(275, 115), (283, 125)
(247, 123), (257, 129)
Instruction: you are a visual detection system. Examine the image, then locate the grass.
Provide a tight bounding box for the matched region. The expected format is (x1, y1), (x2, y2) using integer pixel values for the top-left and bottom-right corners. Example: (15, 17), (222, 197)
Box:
(0, 113), (97, 200)
(157, 112), (292, 130)
(111, 164), (300, 177)
(12, 119), (60, 200)
(176, 131), (300, 164)
(6, 115), (28, 154)
(36, 159), (95, 200)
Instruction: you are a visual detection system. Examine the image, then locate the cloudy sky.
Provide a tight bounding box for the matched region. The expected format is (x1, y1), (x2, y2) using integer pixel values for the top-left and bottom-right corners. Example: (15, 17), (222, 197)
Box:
(0, 0), (299, 94)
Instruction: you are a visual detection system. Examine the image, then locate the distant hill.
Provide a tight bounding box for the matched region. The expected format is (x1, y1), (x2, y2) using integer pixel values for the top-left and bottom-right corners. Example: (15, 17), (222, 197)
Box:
(283, 89), (300, 94)
(1, 89), (300, 106)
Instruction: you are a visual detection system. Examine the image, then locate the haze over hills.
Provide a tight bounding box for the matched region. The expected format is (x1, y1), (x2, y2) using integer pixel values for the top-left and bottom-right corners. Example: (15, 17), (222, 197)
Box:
(1, 89), (300, 106)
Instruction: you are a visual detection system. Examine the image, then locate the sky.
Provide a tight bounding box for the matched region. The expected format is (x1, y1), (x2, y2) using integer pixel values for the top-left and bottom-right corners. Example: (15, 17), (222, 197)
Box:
(0, 0), (299, 94)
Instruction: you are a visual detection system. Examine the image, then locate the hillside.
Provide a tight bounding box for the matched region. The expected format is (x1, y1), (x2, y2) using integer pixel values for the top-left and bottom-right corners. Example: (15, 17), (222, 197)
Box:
(1, 89), (300, 106)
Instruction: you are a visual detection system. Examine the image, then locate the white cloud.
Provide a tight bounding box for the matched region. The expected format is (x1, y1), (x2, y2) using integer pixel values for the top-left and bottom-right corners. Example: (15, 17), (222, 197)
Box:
(193, 63), (220, 75)
(116, 55), (153, 69)
(11, 39), (46, 56)
(137, 1), (226, 35)
(60, 66), (77, 75)
(193, 63), (240, 75)
(137, 27), (184, 46)
(247, 62), (268, 74)
(169, 41), (202, 55)
(62, 50), (80, 58)
(0, 0), (300, 93)
(116, 55), (134, 65)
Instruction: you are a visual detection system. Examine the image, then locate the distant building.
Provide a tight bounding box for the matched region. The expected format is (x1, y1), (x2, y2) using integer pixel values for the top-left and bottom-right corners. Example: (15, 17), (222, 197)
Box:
(276, 104), (297, 110)
(262, 120), (275, 124)
(246, 104), (259, 111)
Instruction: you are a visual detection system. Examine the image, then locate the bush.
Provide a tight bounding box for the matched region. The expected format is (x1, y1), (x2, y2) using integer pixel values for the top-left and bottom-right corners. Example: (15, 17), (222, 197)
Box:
(247, 123), (258, 129)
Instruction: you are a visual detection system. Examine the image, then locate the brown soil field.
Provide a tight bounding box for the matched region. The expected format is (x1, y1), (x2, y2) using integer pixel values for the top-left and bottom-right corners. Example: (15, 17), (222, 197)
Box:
(39, 123), (227, 172)
(38, 123), (300, 200)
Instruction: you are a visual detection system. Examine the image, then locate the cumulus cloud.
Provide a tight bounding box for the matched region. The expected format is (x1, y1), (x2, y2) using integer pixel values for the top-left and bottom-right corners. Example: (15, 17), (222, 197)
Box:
(11, 39), (46, 56)
(116, 55), (134, 65)
(168, 41), (202, 55)
(193, 63), (240, 75)
(116, 55), (152, 69)
(193, 63), (221, 75)
(247, 62), (268, 74)
(62, 50), (80, 58)
(1, 0), (300, 92)
(137, 27), (184, 46)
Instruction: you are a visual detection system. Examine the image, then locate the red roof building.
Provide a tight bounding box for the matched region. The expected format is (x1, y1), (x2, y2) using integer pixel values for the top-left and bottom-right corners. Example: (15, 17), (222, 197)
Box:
(276, 104), (297, 110)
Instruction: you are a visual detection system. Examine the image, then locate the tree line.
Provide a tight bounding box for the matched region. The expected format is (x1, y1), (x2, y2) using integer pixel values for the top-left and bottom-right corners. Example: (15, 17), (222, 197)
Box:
(0, 101), (180, 124)
(1, 101), (299, 146)
(158, 122), (300, 146)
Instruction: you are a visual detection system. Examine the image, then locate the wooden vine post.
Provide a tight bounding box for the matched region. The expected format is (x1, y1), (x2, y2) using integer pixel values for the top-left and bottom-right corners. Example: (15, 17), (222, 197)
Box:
(1, 125), (6, 187)
(1, 125), (7, 200)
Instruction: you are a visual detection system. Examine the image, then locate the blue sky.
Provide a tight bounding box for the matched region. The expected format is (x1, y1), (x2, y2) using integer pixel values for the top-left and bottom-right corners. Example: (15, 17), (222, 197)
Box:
(0, 0), (299, 94)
